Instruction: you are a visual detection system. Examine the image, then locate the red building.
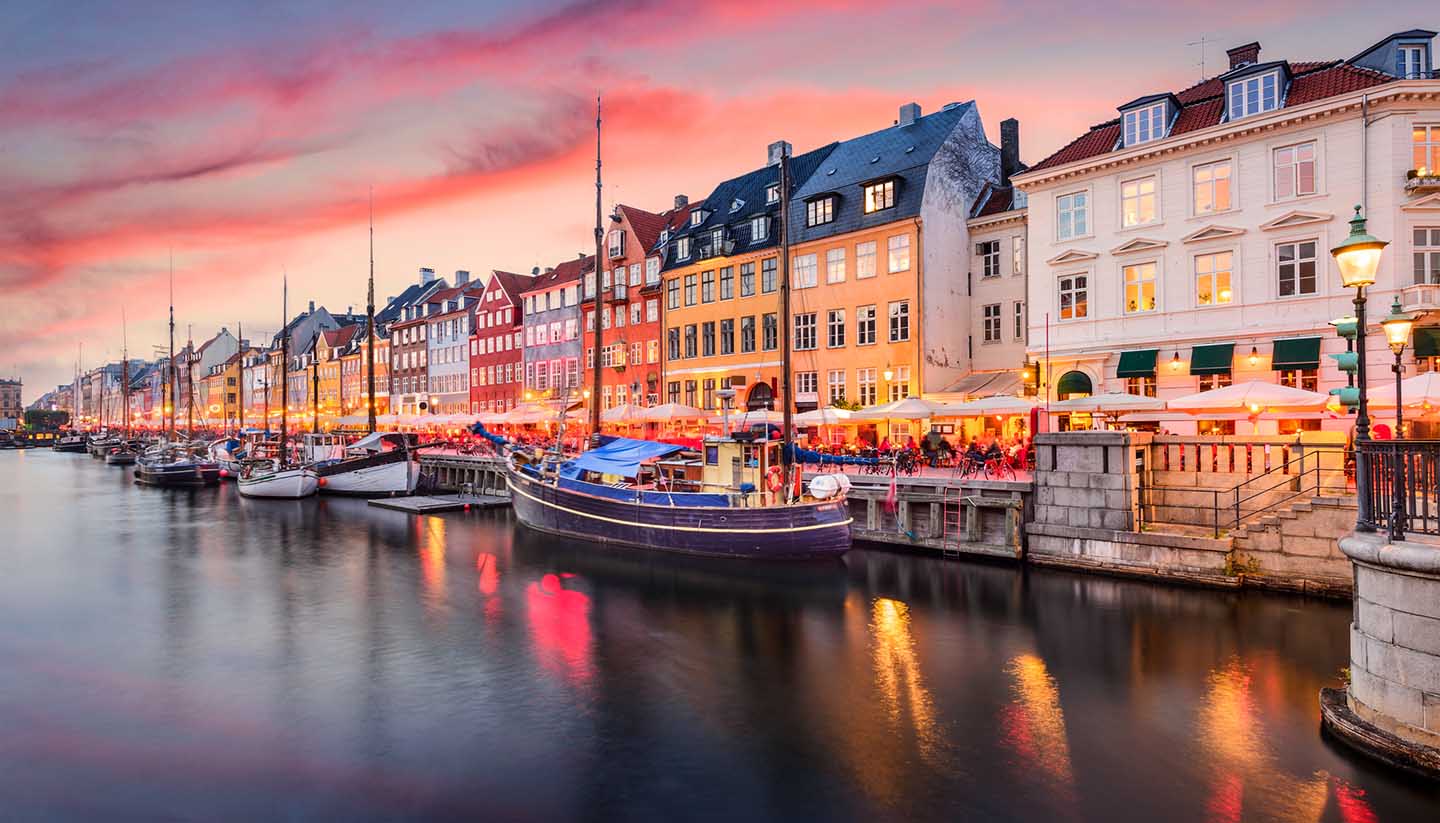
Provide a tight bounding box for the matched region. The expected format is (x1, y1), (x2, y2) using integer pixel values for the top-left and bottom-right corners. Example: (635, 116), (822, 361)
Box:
(584, 199), (692, 409)
(469, 270), (534, 413)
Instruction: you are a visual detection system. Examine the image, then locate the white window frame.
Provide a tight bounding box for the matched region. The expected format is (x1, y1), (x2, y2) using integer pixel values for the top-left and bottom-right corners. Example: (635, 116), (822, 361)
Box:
(1058, 272), (1088, 321)
(1227, 71), (1280, 120)
(1056, 190), (1089, 240)
(1194, 250), (1235, 307)
(793, 254), (818, 289)
(1276, 239), (1320, 298)
(1191, 158), (1234, 216)
(856, 241), (877, 279)
(1273, 140), (1318, 201)
(1122, 261), (1158, 314)
(1414, 125), (1439, 175)
(806, 197), (834, 227)
(863, 180), (895, 214)
(1120, 175), (1158, 229)
(1413, 227), (1440, 286)
(887, 234), (910, 273)
(750, 216), (768, 242)
(1398, 45), (1427, 80)
(1123, 102), (1167, 146)
(825, 248), (845, 283)
(827, 370), (846, 405)
(981, 303), (1001, 343)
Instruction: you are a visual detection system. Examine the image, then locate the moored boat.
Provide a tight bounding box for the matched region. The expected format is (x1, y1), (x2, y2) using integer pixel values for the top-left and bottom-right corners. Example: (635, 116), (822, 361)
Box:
(104, 445), (138, 466)
(238, 457), (318, 498)
(312, 433), (420, 496)
(53, 432), (88, 453)
(135, 444), (221, 487)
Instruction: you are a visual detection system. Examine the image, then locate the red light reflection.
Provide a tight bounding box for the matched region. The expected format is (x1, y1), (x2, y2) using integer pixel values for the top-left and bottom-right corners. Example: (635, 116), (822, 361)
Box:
(526, 573), (592, 685)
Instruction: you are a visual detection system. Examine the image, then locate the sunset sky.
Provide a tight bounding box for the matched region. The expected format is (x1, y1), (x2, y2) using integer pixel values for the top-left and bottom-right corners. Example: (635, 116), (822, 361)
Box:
(1, 0), (1432, 401)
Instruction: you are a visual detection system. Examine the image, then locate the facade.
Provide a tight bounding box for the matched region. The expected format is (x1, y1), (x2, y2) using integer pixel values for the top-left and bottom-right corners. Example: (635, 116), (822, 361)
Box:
(426, 274), (483, 415)
(964, 173), (1031, 395)
(390, 314), (429, 415)
(0, 378), (21, 422)
(316, 324), (360, 421)
(1013, 31), (1440, 434)
(522, 256), (588, 405)
(468, 270), (533, 413)
(587, 202), (690, 409)
(659, 140), (837, 412)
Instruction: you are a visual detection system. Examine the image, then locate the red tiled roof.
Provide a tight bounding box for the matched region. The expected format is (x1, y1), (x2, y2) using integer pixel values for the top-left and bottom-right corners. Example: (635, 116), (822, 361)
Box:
(971, 183), (1017, 218)
(487, 270), (535, 305)
(322, 325), (360, 349)
(522, 254), (594, 295)
(619, 204), (668, 252)
(1029, 59), (1391, 173)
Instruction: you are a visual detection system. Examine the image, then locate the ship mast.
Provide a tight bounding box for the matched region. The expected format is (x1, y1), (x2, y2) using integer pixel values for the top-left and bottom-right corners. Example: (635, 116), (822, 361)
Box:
(186, 323), (194, 438)
(588, 92), (604, 446)
(280, 275), (289, 468)
(167, 252), (176, 441)
(367, 188), (378, 434)
(121, 309), (130, 438)
(237, 320), (245, 433)
(778, 150), (795, 500)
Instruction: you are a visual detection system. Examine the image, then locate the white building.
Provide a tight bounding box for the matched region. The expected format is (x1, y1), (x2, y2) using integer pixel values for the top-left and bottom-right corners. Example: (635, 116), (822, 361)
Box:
(1014, 31), (1440, 434)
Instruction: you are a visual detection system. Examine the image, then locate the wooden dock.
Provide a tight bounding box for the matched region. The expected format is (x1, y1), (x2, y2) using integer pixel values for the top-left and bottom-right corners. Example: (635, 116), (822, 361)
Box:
(366, 494), (509, 514)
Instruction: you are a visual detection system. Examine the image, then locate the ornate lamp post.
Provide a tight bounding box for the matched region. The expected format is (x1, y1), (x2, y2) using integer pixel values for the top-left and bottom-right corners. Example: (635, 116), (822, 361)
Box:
(1381, 297), (1414, 541)
(1330, 206), (1389, 532)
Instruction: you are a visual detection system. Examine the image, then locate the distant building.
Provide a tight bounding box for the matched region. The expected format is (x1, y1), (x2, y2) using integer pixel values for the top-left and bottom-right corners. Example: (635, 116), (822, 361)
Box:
(469, 270), (533, 414)
(522, 256), (590, 405)
(0, 378), (21, 422)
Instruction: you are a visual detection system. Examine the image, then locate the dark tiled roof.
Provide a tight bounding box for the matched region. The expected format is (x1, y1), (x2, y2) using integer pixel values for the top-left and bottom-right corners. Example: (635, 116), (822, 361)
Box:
(660, 141), (838, 271)
(790, 103), (992, 245)
(1028, 58), (1393, 173)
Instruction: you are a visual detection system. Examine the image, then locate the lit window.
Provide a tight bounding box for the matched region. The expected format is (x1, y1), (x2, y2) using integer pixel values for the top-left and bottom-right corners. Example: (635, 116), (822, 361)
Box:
(1125, 376), (1157, 397)
(1123, 262), (1157, 313)
(1274, 142), (1316, 199)
(1121, 176), (1157, 227)
(1056, 191), (1088, 239)
(1123, 102), (1167, 146)
(1192, 159), (1233, 214)
(887, 234), (910, 273)
(766, 184), (780, 204)
(856, 241), (877, 279)
(825, 248), (845, 283)
(1227, 71), (1279, 120)
(863, 180), (895, 213)
(792, 254), (818, 289)
(1415, 125), (1440, 176)
(1278, 369), (1318, 392)
(1194, 252), (1233, 306)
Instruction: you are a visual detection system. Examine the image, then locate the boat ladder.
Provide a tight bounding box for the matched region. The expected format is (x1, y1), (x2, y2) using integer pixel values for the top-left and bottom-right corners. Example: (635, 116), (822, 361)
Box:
(940, 486), (966, 559)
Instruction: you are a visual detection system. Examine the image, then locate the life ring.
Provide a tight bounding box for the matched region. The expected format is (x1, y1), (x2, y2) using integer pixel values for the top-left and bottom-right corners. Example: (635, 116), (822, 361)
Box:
(766, 465), (784, 493)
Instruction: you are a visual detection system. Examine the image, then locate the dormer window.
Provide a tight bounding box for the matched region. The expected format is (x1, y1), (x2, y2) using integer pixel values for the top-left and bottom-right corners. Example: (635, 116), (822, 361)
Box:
(730, 198), (745, 213)
(1123, 102), (1168, 146)
(766, 184), (779, 204)
(1398, 45), (1428, 79)
(675, 236), (691, 260)
(1227, 71), (1279, 120)
(806, 197), (834, 227)
(690, 210), (707, 227)
(750, 216), (769, 242)
(863, 180), (895, 214)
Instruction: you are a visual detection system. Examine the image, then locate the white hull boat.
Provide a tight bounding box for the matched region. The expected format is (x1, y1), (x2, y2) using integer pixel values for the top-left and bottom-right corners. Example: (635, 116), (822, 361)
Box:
(318, 456), (419, 496)
(238, 463), (318, 499)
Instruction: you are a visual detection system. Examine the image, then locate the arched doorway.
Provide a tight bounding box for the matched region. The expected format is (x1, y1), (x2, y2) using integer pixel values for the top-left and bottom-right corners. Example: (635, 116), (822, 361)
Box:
(1055, 370), (1092, 400)
(746, 381), (774, 410)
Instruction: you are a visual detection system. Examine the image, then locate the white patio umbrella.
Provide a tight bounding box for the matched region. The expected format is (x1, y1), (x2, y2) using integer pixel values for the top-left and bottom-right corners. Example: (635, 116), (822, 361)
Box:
(1166, 380), (1329, 414)
(934, 395), (1036, 417)
(642, 402), (708, 422)
(793, 407), (857, 426)
(1047, 392), (1166, 413)
(1367, 371), (1440, 409)
(602, 403), (649, 423)
(854, 397), (944, 421)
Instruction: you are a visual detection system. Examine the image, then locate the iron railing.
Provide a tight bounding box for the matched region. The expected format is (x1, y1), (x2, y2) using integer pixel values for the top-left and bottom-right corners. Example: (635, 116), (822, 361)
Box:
(1137, 446), (1348, 538)
(1358, 440), (1440, 540)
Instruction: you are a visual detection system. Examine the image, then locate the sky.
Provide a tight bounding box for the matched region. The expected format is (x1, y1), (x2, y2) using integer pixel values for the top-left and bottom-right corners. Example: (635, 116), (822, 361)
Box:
(1, 0), (1433, 402)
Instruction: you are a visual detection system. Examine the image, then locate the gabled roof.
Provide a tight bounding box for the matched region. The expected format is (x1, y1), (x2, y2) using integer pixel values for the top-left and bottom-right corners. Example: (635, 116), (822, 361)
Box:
(521, 255), (594, 296)
(1351, 29), (1437, 63)
(322, 324), (360, 350)
(1028, 55), (1393, 174)
(485, 270), (535, 306)
(618, 205), (668, 252)
(970, 182), (1027, 219)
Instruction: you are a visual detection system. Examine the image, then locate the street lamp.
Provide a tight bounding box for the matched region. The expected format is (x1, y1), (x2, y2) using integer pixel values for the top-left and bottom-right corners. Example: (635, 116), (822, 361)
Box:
(1331, 205), (1389, 533)
(1381, 297), (1414, 541)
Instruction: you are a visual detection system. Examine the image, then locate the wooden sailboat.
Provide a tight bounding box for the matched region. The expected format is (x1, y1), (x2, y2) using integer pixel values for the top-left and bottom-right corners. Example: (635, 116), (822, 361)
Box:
(496, 96), (851, 558)
(239, 275), (318, 498)
(106, 310), (139, 465)
(137, 263), (221, 486)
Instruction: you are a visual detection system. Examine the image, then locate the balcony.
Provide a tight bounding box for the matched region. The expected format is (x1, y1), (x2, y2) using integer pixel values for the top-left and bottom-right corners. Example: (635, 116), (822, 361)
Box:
(1406, 169), (1440, 194)
(604, 283), (628, 304)
(1400, 282), (1440, 312)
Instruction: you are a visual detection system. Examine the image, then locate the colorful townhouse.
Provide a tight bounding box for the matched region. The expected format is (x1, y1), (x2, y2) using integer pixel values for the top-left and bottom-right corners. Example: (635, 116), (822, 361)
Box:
(468, 269), (533, 413)
(315, 324), (360, 422)
(426, 274), (484, 415)
(521, 256), (589, 403)
(963, 122), (1031, 397)
(587, 200), (692, 408)
(658, 140), (837, 411)
(1013, 30), (1440, 434)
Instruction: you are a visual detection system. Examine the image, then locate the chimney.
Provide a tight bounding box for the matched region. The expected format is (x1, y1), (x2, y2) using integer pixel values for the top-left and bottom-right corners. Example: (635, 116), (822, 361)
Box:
(532, 266), (540, 275)
(454, 270), (470, 286)
(545, 267), (555, 274)
(420, 266), (435, 284)
(1000, 118), (1021, 188)
(766, 140), (792, 167)
(386, 295), (394, 305)
(1227, 42), (1261, 70)
(898, 102), (921, 127)
(673, 194), (689, 209)
(308, 300), (315, 314)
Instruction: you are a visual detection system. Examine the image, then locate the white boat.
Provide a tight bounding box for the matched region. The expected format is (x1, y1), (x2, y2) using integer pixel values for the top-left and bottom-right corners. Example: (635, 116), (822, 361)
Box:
(313, 433), (420, 497)
(237, 457), (318, 499)
(208, 437), (248, 477)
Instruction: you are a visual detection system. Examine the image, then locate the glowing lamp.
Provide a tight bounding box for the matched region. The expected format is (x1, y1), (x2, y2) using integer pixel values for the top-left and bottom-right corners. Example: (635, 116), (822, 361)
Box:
(1330, 206), (1387, 289)
(1380, 296), (1415, 354)
(1169, 352), (1182, 371)
(1248, 403), (1261, 414)
(1248, 346), (1259, 367)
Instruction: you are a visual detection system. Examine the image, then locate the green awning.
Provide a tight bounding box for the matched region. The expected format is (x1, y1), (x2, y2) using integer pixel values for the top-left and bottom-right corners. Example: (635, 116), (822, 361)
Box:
(1189, 343), (1235, 375)
(1115, 349), (1158, 378)
(1055, 370), (1092, 398)
(1415, 328), (1440, 359)
(1271, 337), (1321, 370)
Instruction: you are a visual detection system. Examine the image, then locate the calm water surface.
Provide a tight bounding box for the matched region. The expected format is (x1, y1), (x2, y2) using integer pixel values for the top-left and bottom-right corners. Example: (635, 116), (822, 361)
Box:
(2, 449), (1438, 821)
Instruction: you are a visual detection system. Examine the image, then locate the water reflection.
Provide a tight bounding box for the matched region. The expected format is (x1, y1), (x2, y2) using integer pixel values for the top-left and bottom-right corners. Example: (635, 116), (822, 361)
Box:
(1, 451), (1436, 821)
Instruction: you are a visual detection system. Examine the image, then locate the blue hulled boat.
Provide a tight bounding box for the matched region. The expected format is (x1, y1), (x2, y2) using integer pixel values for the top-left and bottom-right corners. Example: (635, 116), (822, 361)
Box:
(494, 433), (852, 560)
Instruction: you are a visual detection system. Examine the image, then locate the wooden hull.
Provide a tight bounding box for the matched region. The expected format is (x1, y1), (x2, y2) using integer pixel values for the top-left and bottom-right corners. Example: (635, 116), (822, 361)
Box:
(506, 466), (851, 559)
(135, 461), (221, 487)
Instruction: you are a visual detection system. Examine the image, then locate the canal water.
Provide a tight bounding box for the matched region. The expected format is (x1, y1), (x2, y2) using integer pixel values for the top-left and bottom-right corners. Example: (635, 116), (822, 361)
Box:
(2, 450), (1437, 821)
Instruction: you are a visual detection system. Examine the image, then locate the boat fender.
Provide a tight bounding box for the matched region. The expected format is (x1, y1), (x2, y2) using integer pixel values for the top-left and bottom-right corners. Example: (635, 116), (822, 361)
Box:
(317, 476), (327, 487)
(766, 465), (784, 493)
